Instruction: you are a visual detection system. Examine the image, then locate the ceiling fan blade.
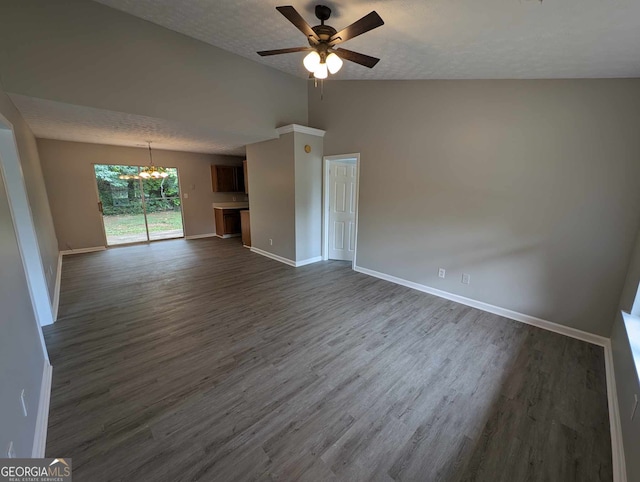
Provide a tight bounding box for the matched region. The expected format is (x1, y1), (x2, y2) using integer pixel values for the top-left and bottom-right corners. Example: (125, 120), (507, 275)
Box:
(257, 47), (313, 56)
(329, 11), (384, 46)
(276, 6), (319, 41)
(335, 48), (380, 68)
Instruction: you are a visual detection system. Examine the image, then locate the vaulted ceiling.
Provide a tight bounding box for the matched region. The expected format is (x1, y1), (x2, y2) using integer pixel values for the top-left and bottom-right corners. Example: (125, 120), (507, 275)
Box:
(95, 0), (640, 79)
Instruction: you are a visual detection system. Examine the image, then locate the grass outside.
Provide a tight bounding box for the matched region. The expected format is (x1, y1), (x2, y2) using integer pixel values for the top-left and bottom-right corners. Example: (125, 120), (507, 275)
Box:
(103, 210), (183, 237)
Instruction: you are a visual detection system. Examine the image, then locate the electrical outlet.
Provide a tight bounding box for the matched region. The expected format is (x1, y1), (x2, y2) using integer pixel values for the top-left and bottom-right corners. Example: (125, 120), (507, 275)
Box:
(438, 268), (446, 279)
(183, 193), (189, 199)
(269, 239), (273, 246)
(232, 196), (237, 202)
(7, 441), (15, 458)
(632, 394), (638, 420)
(462, 273), (471, 285)
(20, 389), (27, 417)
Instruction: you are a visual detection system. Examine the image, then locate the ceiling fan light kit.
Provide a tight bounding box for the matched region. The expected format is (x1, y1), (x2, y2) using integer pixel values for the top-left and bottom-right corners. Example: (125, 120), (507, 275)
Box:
(326, 52), (343, 74)
(257, 5), (384, 80)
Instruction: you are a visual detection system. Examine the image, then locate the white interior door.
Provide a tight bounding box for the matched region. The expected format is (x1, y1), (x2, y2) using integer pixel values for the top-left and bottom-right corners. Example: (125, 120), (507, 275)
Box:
(328, 160), (357, 261)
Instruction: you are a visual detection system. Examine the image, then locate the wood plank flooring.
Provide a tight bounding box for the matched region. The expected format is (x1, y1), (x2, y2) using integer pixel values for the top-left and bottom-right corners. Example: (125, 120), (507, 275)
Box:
(43, 238), (612, 481)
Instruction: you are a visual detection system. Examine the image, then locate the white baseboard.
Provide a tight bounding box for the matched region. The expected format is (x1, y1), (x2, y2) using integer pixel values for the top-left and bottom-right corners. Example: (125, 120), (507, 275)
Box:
(51, 252), (62, 322)
(296, 256), (323, 267)
(250, 247), (297, 267)
(32, 361), (52, 458)
(250, 248), (323, 268)
(215, 233), (241, 239)
(185, 233), (217, 240)
(60, 246), (106, 255)
(603, 339), (627, 482)
(353, 265), (608, 347)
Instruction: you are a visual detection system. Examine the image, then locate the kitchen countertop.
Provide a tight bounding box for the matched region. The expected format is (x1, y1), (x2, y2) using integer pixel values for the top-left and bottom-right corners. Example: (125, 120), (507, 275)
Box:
(212, 202), (249, 210)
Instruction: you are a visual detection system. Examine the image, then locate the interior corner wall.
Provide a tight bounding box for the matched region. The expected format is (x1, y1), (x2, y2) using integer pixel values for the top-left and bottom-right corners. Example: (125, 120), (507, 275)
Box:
(37, 139), (243, 249)
(246, 133), (296, 261)
(0, 87), (49, 457)
(309, 79), (640, 337)
(0, 0), (308, 141)
(0, 84), (58, 300)
(294, 132), (323, 262)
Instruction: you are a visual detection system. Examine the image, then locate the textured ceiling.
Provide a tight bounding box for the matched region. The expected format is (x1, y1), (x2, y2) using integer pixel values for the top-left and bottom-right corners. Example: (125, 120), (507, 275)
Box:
(94, 0), (640, 79)
(9, 94), (254, 156)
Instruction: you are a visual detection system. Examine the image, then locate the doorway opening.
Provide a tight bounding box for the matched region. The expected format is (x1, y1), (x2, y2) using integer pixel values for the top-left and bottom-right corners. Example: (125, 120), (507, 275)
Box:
(322, 154), (360, 265)
(93, 164), (184, 246)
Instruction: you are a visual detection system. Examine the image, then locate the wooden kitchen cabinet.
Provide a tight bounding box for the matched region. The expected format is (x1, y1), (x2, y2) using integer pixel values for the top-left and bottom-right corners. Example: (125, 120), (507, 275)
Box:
(240, 210), (251, 247)
(211, 165), (245, 192)
(243, 160), (248, 194)
(214, 208), (241, 237)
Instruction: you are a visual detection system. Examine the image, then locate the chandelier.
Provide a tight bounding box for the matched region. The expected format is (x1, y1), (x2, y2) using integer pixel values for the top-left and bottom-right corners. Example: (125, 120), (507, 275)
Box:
(118, 142), (168, 180)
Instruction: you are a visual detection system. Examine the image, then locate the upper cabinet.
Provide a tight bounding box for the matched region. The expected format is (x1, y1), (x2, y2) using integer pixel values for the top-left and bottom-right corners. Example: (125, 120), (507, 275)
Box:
(243, 160), (248, 195)
(211, 165), (245, 192)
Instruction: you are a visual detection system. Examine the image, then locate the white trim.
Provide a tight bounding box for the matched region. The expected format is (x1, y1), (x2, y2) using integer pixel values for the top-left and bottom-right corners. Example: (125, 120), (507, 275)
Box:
(295, 256), (323, 267)
(32, 361), (52, 458)
(352, 157), (361, 270)
(60, 246), (106, 255)
(353, 265), (608, 347)
(251, 248), (323, 267)
(90, 163), (109, 247)
(185, 233), (217, 240)
(603, 338), (627, 482)
(276, 124), (326, 137)
(322, 154), (361, 264)
(0, 116), (53, 330)
(215, 233), (241, 239)
(251, 247), (297, 267)
(52, 252), (63, 321)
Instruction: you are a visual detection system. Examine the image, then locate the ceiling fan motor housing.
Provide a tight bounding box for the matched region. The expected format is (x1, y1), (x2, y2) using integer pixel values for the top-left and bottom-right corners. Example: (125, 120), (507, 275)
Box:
(315, 5), (332, 22)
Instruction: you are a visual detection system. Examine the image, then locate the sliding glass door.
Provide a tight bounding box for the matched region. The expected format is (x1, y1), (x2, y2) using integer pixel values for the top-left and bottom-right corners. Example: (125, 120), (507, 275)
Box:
(94, 164), (184, 246)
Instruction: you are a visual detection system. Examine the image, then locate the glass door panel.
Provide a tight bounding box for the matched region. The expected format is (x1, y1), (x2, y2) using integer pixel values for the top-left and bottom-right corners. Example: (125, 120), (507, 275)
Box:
(94, 164), (184, 246)
(142, 167), (184, 241)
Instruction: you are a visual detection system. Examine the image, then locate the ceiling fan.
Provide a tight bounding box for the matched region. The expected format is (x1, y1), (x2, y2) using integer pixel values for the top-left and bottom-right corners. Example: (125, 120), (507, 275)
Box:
(257, 5), (384, 79)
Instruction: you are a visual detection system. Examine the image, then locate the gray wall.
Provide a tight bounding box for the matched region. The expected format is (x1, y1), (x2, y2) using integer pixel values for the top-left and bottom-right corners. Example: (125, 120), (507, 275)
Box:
(309, 79), (640, 336)
(294, 132), (323, 262)
(0, 87), (58, 299)
(0, 0), (307, 143)
(246, 133), (296, 260)
(0, 93), (49, 457)
(611, 228), (640, 482)
(38, 139), (243, 249)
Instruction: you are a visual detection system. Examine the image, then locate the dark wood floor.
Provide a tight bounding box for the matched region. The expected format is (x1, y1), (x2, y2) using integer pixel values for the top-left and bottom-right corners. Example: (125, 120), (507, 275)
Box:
(43, 238), (612, 481)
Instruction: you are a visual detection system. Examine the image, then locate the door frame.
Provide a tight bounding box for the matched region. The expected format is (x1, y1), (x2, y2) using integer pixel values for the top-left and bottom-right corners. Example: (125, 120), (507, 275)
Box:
(0, 111), (53, 339)
(322, 153), (361, 267)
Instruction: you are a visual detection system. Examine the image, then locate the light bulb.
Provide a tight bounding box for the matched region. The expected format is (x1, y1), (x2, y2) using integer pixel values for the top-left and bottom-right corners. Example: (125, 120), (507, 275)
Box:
(326, 52), (343, 74)
(314, 62), (328, 79)
(303, 51), (321, 73)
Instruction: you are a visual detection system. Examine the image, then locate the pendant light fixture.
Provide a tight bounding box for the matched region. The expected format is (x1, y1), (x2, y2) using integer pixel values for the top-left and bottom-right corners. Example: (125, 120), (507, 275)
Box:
(139, 142), (168, 179)
(118, 142), (168, 180)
